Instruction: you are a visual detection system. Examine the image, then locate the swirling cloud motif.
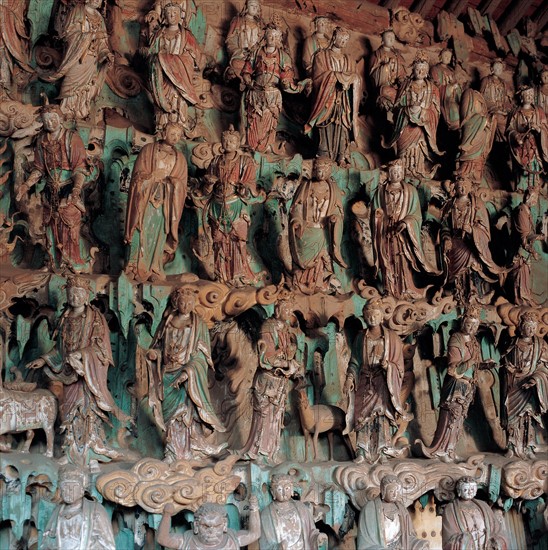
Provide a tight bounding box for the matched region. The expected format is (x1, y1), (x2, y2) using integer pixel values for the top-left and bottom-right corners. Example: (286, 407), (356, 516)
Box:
(502, 460), (548, 500)
(96, 455), (241, 513)
(334, 454), (486, 509)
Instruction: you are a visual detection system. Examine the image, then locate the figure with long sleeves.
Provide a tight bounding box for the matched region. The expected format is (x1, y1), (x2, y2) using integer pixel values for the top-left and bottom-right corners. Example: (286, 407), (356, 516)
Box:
(371, 159), (441, 300)
(240, 298), (304, 463)
(369, 28), (406, 115)
(45, 0), (113, 120)
(225, 0), (264, 82)
(26, 276), (130, 464)
(288, 157), (346, 294)
(0, 0), (33, 100)
(302, 16), (331, 76)
(442, 477), (508, 550)
(16, 105), (96, 273)
(357, 475), (430, 550)
(124, 122), (187, 283)
(501, 311), (548, 459)
(456, 88), (496, 185)
(430, 48), (461, 131)
(416, 307), (496, 462)
(199, 126), (262, 286)
(508, 188), (543, 306)
(241, 23), (310, 153)
(158, 498), (261, 550)
(147, 2), (204, 131)
(385, 52), (443, 178)
(480, 58), (511, 143)
(146, 286), (227, 462)
(42, 465), (116, 550)
(305, 27), (361, 165)
(441, 176), (506, 304)
(144, 0), (195, 42)
(259, 474), (327, 550)
(506, 84), (548, 192)
(535, 68), (548, 115)
(344, 299), (408, 464)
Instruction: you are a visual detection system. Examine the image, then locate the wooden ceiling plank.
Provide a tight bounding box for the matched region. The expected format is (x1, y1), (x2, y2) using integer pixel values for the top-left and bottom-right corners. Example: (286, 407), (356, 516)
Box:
(443, 0), (468, 17)
(533, 1), (548, 31)
(380, 0), (402, 9)
(412, 0), (438, 18)
(479, 0), (505, 16)
(498, 0), (535, 35)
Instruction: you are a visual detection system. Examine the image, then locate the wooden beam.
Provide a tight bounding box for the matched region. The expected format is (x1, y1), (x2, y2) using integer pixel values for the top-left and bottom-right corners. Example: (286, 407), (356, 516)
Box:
(411, 0), (437, 18)
(478, 0), (505, 16)
(262, 0), (391, 35)
(443, 0), (467, 18)
(380, 0), (402, 9)
(498, 0), (535, 35)
(533, 1), (548, 31)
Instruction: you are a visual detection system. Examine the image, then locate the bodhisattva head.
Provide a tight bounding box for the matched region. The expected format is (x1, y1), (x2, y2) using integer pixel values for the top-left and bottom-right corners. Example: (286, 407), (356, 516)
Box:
(65, 276), (92, 309)
(171, 286), (198, 315)
(58, 464), (88, 505)
(380, 475), (402, 503)
(456, 476), (478, 501)
(519, 311), (538, 339)
(270, 474), (294, 502)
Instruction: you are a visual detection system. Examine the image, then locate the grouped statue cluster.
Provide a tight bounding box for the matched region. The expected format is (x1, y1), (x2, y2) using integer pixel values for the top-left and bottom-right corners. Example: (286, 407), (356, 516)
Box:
(0, 0), (547, 549)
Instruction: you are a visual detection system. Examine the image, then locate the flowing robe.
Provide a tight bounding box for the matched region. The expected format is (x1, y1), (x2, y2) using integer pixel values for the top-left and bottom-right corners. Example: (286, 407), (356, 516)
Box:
(430, 62), (461, 130)
(506, 105), (548, 191)
(357, 498), (429, 550)
(502, 335), (548, 457)
(372, 181), (441, 299)
(442, 193), (505, 284)
(288, 176), (345, 294)
(306, 47), (361, 162)
(509, 201), (539, 306)
(125, 141), (187, 282)
(419, 331), (481, 459)
(242, 46), (301, 152)
(204, 151), (258, 285)
(42, 304), (127, 463)
(42, 498), (115, 550)
(480, 74), (509, 141)
(535, 86), (548, 116)
(148, 311), (225, 461)
(302, 32), (329, 76)
(259, 500), (321, 550)
(347, 326), (406, 461)
(442, 498), (508, 550)
(47, 4), (111, 119)
(0, 0), (32, 98)
(225, 13), (264, 80)
(148, 24), (203, 128)
(369, 46), (405, 109)
(240, 317), (302, 462)
(31, 128), (91, 271)
(457, 89), (496, 183)
(387, 77), (442, 172)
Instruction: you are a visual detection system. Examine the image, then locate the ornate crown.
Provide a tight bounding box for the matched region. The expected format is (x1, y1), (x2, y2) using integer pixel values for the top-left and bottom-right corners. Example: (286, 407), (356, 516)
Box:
(520, 310), (539, 324)
(463, 304), (481, 319)
(413, 50), (430, 65)
(64, 276), (92, 292)
(171, 285), (199, 304)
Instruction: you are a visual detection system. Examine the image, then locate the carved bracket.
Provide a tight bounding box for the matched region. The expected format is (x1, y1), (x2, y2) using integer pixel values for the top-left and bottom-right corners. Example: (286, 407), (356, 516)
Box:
(334, 455), (487, 508)
(96, 455), (241, 513)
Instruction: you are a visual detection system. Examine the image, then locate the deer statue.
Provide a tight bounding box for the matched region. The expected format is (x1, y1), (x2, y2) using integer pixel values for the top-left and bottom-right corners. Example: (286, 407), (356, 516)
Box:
(294, 380), (354, 461)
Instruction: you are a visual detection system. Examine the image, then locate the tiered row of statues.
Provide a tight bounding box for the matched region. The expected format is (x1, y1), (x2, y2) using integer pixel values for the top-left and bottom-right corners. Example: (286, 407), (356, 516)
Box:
(0, 0), (547, 549)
